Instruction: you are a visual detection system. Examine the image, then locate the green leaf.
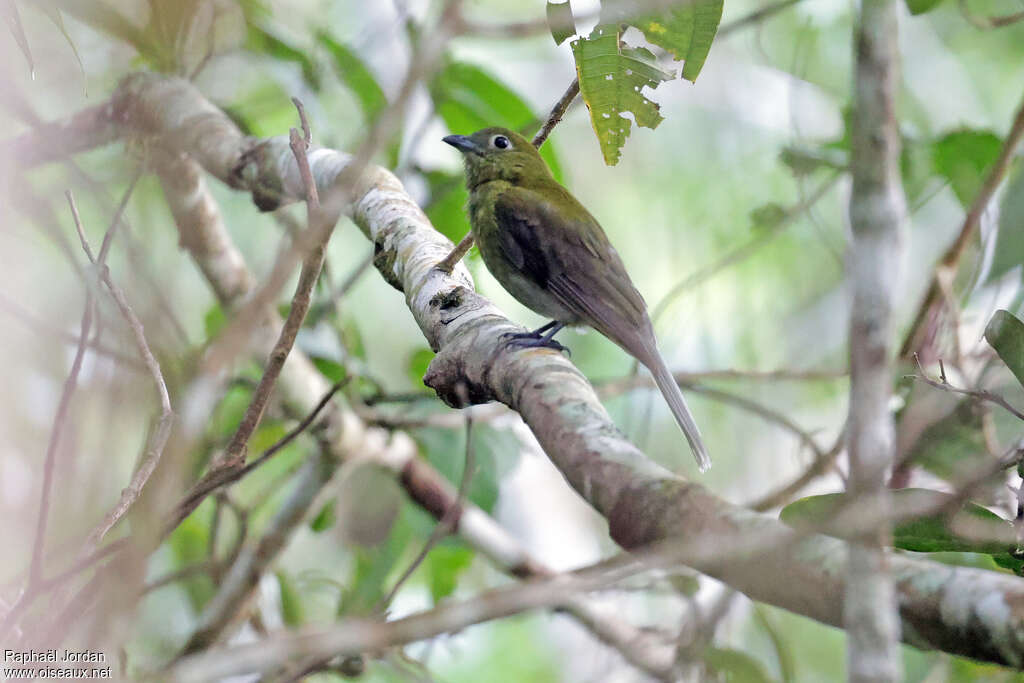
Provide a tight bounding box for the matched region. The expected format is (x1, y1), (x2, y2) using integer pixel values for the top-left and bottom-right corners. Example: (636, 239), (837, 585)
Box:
(571, 24), (673, 165)
(431, 60), (564, 181)
(932, 129), (1002, 207)
(246, 23), (320, 90)
(985, 309), (1024, 389)
(427, 544), (474, 602)
(204, 304), (226, 339)
(275, 571), (305, 626)
(310, 499), (337, 532)
(781, 489), (1018, 571)
(903, 401), (986, 480)
(311, 356), (347, 384)
(986, 165), (1024, 283)
(629, 0), (724, 82)
(545, 1), (576, 45)
(413, 420), (520, 515)
(317, 32), (387, 123)
(167, 508), (215, 613)
(703, 647), (773, 683)
(906, 0), (944, 15)
(407, 347), (435, 388)
(4, 1), (34, 77)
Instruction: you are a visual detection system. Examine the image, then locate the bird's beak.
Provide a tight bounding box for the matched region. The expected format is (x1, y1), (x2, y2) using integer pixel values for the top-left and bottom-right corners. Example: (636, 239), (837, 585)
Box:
(443, 134), (478, 154)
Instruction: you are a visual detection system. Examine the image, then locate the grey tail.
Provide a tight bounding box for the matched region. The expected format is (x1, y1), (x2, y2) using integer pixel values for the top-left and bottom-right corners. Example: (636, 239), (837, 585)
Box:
(644, 349), (711, 472)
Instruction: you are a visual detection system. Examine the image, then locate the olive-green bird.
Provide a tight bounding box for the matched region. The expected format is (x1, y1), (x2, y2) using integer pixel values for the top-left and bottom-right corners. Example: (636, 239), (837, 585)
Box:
(443, 127), (710, 471)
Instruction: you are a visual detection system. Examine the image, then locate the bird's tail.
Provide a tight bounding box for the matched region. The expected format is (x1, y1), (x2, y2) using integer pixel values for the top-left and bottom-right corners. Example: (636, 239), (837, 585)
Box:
(644, 349), (711, 472)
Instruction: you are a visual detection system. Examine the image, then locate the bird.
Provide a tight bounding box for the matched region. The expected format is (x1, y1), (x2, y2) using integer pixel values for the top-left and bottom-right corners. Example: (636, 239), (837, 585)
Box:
(443, 126), (710, 471)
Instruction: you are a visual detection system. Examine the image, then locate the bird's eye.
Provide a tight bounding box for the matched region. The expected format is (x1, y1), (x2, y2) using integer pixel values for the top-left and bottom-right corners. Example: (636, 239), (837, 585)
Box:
(492, 135), (511, 150)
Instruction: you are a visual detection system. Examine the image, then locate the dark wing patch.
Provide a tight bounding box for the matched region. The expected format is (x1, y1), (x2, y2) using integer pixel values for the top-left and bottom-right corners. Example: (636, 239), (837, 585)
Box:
(493, 195), (551, 286)
(493, 187), (652, 355)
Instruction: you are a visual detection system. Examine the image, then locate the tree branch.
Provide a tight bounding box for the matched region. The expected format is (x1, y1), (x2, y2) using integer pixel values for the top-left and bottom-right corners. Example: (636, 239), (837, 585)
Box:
(845, 0), (907, 674)
(900, 90), (1024, 360)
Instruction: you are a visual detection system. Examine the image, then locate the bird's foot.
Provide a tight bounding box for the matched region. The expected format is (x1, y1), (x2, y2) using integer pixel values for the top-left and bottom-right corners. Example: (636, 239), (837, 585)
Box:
(501, 330), (571, 356)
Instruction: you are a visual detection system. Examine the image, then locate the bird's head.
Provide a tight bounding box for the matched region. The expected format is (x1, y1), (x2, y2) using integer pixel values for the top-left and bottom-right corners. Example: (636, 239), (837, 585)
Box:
(443, 127), (550, 188)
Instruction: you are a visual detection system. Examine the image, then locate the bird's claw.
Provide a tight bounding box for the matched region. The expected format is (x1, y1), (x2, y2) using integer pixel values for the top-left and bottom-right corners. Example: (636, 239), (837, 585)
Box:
(501, 331), (571, 356)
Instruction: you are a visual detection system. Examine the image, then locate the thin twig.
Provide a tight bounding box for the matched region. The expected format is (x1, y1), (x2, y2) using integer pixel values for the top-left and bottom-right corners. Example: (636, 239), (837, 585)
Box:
(291, 97), (312, 146)
(379, 405), (476, 611)
(958, 0), (1024, 29)
(686, 384), (827, 459)
(651, 171), (841, 325)
(717, 0), (802, 36)
(910, 354), (1024, 423)
(95, 168), (143, 269)
(66, 189), (176, 550)
(532, 78), (579, 148)
(143, 561), (219, 594)
(27, 210), (96, 589)
(436, 77), (581, 274)
(286, 405), (480, 682)
(168, 377), (346, 534)
(751, 425), (847, 511)
(900, 90), (1024, 359)
(596, 367), (847, 390)
(215, 103), (327, 471)
(237, 379), (349, 479)
(434, 232), (475, 275)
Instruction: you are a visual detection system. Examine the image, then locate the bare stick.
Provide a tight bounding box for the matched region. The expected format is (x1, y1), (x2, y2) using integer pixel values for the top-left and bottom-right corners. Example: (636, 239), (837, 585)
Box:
(95, 168), (143, 268)
(237, 379), (348, 478)
(284, 409), (478, 682)
(531, 78), (580, 149)
(167, 324), (347, 533)
(910, 355), (1024, 423)
(434, 231), (475, 274)
(958, 0), (1024, 29)
(751, 425), (847, 511)
(651, 171), (841, 325)
(436, 77), (580, 274)
(900, 90), (1024, 359)
(27, 208), (96, 589)
(717, 0), (801, 36)
(215, 106), (329, 472)
(381, 406), (476, 610)
(65, 189), (177, 549)
(291, 97), (312, 146)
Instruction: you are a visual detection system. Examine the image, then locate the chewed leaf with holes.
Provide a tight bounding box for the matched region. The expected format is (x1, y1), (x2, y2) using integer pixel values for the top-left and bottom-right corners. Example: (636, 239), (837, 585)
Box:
(571, 24), (673, 165)
(630, 0), (724, 81)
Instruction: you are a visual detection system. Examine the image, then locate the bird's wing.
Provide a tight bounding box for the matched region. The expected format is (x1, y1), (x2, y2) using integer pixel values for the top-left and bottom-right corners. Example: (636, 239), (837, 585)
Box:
(493, 185), (652, 356)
